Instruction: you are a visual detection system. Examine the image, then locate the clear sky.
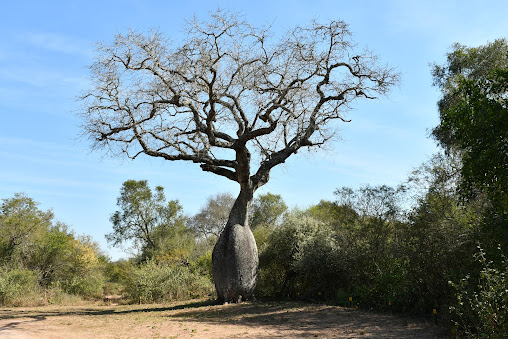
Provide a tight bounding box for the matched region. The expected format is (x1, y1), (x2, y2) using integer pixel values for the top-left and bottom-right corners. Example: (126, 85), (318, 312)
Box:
(1, 0), (507, 260)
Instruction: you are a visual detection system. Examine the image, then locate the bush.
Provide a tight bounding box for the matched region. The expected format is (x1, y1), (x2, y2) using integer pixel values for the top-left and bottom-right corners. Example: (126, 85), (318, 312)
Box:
(257, 213), (347, 300)
(45, 285), (87, 305)
(192, 251), (213, 281)
(450, 246), (508, 338)
(0, 267), (40, 306)
(59, 269), (105, 298)
(127, 260), (214, 303)
(257, 187), (478, 314)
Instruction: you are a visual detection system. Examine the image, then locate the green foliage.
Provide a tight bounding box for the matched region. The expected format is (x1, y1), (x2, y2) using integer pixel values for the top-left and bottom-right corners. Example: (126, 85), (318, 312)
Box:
(103, 259), (135, 296)
(431, 38), (508, 149)
(252, 224), (273, 253)
(256, 173), (487, 316)
(192, 251), (213, 281)
(147, 221), (196, 264)
(450, 246), (508, 338)
(431, 39), (508, 217)
(108, 180), (192, 261)
(31, 226), (106, 297)
(0, 267), (40, 306)
(257, 212), (345, 299)
(0, 193), (108, 303)
(53, 236), (105, 297)
(126, 260), (214, 303)
(250, 193), (288, 229)
(444, 69), (508, 215)
(0, 193), (53, 265)
(306, 200), (358, 228)
(44, 285), (87, 305)
(425, 40), (508, 335)
(58, 270), (105, 298)
(30, 224), (76, 285)
(104, 259), (135, 285)
(334, 185), (403, 222)
(397, 192), (478, 312)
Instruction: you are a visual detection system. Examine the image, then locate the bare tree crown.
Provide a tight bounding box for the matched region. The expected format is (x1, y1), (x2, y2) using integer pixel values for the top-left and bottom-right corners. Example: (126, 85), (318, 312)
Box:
(80, 10), (398, 192)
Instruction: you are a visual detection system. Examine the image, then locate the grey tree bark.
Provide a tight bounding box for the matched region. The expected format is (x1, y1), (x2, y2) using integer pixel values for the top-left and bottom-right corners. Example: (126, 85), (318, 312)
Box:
(212, 188), (257, 302)
(79, 9), (399, 304)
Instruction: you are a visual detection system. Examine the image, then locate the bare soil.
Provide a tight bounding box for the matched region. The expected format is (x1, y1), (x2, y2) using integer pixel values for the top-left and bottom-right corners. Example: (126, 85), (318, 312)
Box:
(0, 299), (447, 338)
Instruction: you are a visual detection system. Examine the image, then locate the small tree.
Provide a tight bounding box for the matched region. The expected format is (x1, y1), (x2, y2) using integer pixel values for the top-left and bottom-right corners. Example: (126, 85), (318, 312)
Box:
(107, 180), (186, 259)
(80, 10), (398, 302)
(0, 193), (53, 264)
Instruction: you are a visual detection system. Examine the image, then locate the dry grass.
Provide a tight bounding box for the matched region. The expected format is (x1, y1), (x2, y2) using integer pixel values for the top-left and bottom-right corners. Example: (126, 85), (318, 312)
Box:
(0, 299), (448, 338)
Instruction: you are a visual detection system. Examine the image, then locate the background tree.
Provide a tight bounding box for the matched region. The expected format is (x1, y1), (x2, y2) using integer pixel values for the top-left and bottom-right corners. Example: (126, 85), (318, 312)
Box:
(307, 200), (359, 229)
(429, 41), (508, 335)
(431, 38), (507, 149)
(188, 192), (235, 240)
(80, 9), (399, 302)
(0, 193), (53, 264)
(334, 185), (404, 223)
(0, 193), (106, 304)
(107, 180), (187, 260)
(250, 193), (287, 229)
(440, 68), (507, 216)
(431, 39), (508, 217)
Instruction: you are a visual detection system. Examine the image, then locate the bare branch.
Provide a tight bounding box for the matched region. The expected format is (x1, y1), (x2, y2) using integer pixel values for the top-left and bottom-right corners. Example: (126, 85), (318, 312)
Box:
(79, 11), (399, 191)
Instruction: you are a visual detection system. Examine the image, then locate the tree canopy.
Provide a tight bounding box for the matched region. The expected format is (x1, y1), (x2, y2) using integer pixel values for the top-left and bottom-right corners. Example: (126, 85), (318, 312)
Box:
(80, 10), (399, 197)
(0, 193), (53, 263)
(250, 193), (287, 229)
(107, 180), (186, 257)
(431, 39), (508, 215)
(431, 39), (508, 150)
(446, 68), (507, 214)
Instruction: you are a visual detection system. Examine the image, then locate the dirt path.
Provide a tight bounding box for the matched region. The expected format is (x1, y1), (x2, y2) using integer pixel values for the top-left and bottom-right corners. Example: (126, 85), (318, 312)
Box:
(0, 299), (447, 338)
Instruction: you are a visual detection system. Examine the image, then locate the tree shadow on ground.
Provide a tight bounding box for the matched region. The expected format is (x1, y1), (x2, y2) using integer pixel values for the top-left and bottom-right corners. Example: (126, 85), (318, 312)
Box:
(0, 316), (45, 333)
(166, 301), (447, 338)
(0, 298), (216, 321)
(0, 299), (447, 338)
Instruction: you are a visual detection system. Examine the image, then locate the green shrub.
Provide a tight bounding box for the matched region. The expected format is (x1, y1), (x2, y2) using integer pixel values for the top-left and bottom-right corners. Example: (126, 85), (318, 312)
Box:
(59, 269), (105, 298)
(252, 224), (274, 253)
(257, 213), (346, 299)
(104, 259), (135, 286)
(127, 260), (214, 303)
(192, 251), (213, 281)
(0, 267), (40, 306)
(46, 285), (86, 305)
(103, 282), (124, 296)
(450, 246), (508, 338)
(257, 192), (476, 314)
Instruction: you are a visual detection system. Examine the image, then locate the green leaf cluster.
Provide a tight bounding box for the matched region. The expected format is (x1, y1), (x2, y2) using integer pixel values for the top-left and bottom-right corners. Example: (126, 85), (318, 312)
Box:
(0, 194), (106, 305)
(432, 39), (508, 217)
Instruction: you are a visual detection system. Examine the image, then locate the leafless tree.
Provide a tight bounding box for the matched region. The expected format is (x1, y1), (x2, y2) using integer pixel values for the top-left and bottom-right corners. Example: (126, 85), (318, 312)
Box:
(189, 192), (235, 240)
(79, 9), (399, 303)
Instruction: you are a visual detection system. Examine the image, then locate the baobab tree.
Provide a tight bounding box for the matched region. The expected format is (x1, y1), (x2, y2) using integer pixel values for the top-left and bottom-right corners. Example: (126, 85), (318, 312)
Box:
(79, 9), (399, 303)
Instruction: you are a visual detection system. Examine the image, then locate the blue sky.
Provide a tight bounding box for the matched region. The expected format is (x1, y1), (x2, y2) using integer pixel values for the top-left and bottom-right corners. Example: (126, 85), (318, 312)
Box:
(1, 0), (507, 260)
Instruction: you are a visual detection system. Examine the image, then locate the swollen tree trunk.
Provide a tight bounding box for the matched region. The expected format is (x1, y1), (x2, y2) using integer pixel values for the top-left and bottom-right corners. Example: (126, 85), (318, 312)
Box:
(212, 188), (258, 303)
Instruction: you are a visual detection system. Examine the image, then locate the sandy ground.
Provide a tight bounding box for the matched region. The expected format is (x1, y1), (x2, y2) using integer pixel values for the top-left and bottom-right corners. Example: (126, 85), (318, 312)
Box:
(0, 299), (447, 338)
